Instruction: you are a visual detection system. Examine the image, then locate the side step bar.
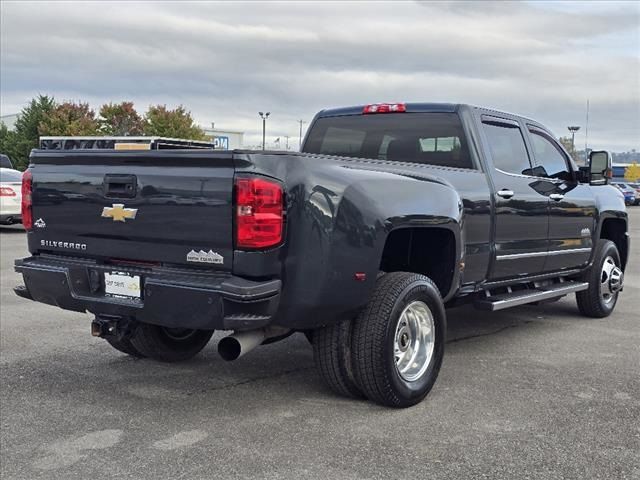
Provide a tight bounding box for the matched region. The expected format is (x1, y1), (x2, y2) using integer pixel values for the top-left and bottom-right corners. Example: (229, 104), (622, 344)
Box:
(474, 281), (588, 311)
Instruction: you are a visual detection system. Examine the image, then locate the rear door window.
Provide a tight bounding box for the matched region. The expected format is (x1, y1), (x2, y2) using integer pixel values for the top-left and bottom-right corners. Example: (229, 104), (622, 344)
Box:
(304, 113), (474, 169)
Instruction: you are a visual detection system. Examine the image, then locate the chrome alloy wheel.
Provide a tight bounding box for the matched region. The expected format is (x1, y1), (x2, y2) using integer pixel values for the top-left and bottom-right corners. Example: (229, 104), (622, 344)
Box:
(600, 255), (623, 305)
(393, 300), (435, 382)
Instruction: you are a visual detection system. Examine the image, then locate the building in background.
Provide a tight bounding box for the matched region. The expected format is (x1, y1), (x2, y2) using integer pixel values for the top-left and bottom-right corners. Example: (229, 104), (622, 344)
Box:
(612, 163), (632, 181)
(202, 123), (244, 150)
(0, 113), (19, 130)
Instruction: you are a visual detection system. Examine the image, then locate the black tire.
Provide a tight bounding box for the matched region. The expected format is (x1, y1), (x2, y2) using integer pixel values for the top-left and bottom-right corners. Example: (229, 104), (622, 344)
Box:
(576, 239), (623, 318)
(313, 320), (363, 399)
(105, 335), (146, 358)
(130, 324), (214, 362)
(351, 272), (446, 408)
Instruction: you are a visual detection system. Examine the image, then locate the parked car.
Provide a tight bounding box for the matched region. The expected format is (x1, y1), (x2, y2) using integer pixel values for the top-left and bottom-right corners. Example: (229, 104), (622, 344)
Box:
(612, 182), (638, 205)
(628, 183), (640, 205)
(0, 168), (23, 225)
(14, 103), (629, 408)
(0, 154), (14, 169)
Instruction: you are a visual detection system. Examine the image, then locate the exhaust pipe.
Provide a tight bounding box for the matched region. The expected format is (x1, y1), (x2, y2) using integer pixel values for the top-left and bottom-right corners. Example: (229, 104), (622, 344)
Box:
(218, 327), (290, 361)
(218, 330), (266, 361)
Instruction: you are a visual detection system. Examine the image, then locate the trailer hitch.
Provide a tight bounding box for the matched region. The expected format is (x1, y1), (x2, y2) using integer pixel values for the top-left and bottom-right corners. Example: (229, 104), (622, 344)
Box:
(90, 315), (136, 339)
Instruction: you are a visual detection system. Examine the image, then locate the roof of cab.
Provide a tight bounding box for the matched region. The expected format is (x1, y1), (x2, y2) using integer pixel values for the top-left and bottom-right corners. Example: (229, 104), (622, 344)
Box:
(316, 103), (461, 118)
(314, 102), (549, 133)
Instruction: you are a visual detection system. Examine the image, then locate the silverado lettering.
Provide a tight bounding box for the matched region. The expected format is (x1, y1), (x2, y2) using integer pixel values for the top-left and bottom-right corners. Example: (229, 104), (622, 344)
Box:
(41, 240), (87, 250)
(15, 103), (629, 408)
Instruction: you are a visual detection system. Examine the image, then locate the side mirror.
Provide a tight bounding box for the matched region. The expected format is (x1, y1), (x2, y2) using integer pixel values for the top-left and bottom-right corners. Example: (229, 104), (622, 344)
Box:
(589, 150), (611, 185)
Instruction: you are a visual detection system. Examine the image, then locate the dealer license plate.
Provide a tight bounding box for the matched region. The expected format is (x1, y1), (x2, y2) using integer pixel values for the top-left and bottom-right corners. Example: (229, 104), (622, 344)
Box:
(104, 272), (141, 299)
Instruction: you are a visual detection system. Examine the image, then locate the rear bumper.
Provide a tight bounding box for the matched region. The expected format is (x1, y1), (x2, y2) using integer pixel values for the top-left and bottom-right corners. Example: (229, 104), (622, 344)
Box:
(15, 255), (281, 331)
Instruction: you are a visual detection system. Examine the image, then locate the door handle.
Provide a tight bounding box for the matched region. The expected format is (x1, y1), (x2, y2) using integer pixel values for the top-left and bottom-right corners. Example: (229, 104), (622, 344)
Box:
(549, 193), (564, 201)
(496, 189), (514, 199)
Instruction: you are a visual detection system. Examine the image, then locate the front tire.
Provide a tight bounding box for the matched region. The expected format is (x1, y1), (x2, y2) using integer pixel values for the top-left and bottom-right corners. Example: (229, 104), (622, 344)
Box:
(351, 272), (446, 408)
(576, 240), (623, 318)
(130, 324), (214, 362)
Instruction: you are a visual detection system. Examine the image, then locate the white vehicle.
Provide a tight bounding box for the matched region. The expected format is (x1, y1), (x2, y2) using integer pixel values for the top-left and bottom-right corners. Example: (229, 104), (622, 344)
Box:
(629, 183), (640, 206)
(0, 168), (23, 225)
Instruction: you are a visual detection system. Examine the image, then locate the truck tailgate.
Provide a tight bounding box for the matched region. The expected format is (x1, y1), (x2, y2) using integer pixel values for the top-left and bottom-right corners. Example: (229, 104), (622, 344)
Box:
(29, 151), (235, 271)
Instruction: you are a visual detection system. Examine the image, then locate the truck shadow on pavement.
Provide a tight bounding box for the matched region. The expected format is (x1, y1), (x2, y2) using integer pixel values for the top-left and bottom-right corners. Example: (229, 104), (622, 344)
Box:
(2, 296), (598, 414)
(444, 301), (581, 344)
(75, 298), (590, 405)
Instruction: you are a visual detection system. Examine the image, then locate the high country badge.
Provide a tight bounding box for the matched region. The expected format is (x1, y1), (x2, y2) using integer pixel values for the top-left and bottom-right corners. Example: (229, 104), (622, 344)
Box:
(187, 250), (224, 264)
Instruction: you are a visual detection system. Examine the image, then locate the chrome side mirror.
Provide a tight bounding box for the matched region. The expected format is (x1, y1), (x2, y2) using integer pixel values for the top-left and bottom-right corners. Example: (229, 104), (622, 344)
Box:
(589, 150), (611, 185)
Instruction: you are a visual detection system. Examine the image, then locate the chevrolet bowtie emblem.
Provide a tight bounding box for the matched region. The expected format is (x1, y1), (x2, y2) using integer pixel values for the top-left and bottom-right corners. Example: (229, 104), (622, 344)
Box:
(101, 204), (138, 222)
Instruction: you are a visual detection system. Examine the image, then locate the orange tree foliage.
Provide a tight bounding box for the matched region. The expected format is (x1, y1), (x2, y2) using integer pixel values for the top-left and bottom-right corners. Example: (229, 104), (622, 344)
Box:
(99, 101), (144, 135)
(143, 105), (207, 140)
(38, 102), (99, 136)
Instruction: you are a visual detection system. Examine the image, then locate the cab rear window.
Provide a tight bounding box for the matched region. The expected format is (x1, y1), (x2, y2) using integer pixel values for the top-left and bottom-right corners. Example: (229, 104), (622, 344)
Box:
(304, 113), (473, 169)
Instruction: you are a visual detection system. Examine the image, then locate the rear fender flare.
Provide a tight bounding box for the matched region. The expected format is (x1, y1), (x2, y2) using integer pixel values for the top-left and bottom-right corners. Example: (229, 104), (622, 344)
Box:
(332, 178), (463, 303)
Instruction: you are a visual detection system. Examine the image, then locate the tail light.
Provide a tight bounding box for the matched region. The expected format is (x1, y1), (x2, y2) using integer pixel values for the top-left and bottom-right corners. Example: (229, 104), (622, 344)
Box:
(21, 170), (33, 230)
(235, 177), (284, 249)
(363, 103), (406, 114)
(0, 187), (16, 196)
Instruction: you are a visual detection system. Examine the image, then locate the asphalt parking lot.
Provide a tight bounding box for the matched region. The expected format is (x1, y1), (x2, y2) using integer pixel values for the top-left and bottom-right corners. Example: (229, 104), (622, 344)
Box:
(1, 210), (638, 480)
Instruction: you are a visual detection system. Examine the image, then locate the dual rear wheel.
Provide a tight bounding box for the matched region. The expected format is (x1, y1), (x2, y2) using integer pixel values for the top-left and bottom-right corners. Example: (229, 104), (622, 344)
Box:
(313, 272), (446, 408)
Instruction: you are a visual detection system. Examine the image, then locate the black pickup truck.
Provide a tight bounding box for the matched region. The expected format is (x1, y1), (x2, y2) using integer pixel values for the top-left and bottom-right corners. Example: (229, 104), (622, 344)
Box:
(14, 103), (629, 408)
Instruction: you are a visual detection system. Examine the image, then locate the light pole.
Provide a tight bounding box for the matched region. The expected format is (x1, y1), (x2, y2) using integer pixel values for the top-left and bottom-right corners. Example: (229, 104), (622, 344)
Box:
(259, 112), (270, 150)
(567, 125), (580, 153)
(584, 99), (590, 164)
(298, 119), (306, 150)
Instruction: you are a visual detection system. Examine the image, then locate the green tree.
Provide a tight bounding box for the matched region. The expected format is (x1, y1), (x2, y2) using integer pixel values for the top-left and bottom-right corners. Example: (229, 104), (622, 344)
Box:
(0, 123), (21, 168)
(8, 95), (57, 169)
(39, 101), (99, 136)
(624, 162), (640, 183)
(99, 101), (144, 135)
(143, 105), (206, 140)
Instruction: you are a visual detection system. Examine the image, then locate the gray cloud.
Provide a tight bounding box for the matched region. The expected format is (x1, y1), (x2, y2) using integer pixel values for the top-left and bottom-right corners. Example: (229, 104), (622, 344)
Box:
(1, 0), (638, 150)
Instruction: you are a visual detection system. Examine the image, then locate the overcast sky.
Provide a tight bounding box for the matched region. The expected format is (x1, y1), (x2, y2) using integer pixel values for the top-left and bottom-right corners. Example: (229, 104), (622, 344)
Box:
(1, 0), (639, 150)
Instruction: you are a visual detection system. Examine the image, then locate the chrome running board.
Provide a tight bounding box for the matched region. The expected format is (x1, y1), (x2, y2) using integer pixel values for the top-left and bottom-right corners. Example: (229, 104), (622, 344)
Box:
(475, 281), (588, 311)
